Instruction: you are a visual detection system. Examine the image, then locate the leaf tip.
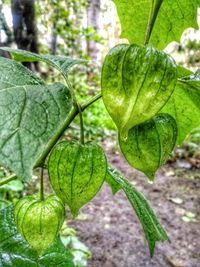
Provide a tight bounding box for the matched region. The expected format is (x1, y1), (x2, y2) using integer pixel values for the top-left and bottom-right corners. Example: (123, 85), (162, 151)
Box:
(120, 128), (129, 142)
(145, 172), (156, 183)
(71, 207), (79, 219)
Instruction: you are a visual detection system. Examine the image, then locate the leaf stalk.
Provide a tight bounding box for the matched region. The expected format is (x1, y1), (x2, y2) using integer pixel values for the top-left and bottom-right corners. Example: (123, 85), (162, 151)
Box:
(0, 174), (18, 186)
(77, 103), (85, 145)
(40, 167), (44, 201)
(144, 0), (163, 45)
(34, 92), (102, 168)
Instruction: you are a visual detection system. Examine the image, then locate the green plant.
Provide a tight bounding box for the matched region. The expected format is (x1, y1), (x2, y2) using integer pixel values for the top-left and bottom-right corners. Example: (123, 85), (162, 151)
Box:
(0, 0), (199, 266)
(61, 223), (92, 267)
(0, 166), (24, 209)
(14, 194), (65, 255)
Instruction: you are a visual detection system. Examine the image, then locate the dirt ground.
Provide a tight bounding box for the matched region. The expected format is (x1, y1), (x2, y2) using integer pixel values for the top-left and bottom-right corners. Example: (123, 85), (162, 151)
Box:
(68, 147), (200, 267)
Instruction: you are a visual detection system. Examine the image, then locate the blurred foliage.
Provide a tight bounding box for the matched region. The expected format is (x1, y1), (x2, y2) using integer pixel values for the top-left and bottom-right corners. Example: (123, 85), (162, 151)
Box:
(35, 0), (102, 58)
(0, 167), (24, 209)
(61, 222), (92, 267)
(183, 126), (200, 158)
(34, 0), (110, 139)
(186, 39), (200, 65)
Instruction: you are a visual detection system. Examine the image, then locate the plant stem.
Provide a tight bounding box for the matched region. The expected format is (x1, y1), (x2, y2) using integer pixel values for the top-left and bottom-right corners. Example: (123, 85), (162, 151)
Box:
(81, 92), (102, 110)
(34, 92), (102, 168)
(0, 174), (17, 186)
(40, 167), (44, 201)
(77, 103), (85, 145)
(0, 93), (102, 187)
(144, 0), (163, 45)
(34, 105), (78, 168)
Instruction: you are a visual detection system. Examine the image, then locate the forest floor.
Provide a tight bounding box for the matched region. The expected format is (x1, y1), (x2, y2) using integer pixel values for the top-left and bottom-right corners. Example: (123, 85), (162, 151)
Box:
(69, 142), (200, 267)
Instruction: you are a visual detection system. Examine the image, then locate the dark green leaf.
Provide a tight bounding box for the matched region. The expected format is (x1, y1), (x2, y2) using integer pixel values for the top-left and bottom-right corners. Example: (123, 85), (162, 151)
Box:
(119, 114), (177, 181)
(1, 47), (86, 79)
(0, 206), (74, 267)
(0, 83), (72, 180)
(48, 141), (107, 217)
(113, 0), (199, 49)
(105, 167), (122, 195)
(162, 70), (200, 144)
(107, 166), (169, 256)
(0, 57), (44, 89)
(101, 44), (177, 139)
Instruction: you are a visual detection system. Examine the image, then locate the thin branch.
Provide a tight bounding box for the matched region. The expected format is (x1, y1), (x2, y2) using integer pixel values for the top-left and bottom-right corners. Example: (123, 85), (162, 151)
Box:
(77, 103), (85, 145)
(40, 167), (44, 201)
(144, 0), (163, 45)
(81, 92), (102, 111)
(34, 92), (102, 168)
(0, 174), (17, 186)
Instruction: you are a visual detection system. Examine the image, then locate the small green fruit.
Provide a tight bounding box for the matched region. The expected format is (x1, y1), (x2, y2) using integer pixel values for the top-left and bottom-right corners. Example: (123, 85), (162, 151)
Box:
(14, 194), (65, 255)
(101, 44), (177, 139)
(48, 141), (107, 217)
(119, 113), (177, 181)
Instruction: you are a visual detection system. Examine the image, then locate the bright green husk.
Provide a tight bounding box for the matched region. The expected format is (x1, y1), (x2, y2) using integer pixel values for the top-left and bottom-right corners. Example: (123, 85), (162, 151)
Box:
(119, 113), (177, 181)
(14, 194), (65, 255)
(101, 44), (177, 139)
(48, 141), (107, 218)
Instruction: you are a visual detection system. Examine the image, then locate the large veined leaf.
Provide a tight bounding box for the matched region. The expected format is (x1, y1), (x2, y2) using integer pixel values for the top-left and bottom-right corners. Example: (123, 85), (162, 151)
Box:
(0, 206), (74, 267)
(101, 44), (177, 139)
(0, 82), (72, 180)
(162, 70), (200, 144)
(113, 0), (199, 50)
(107, 166), (169, 256)
(1, 47), (86, 79)
(119, 114), (177, 181)
(0, 57), (44, 89)
(48, 141), (107, 217)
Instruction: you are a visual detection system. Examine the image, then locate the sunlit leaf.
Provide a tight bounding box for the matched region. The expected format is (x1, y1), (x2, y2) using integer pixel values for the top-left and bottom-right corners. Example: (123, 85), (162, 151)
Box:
(113, 0), (199, 49)
(162, 70), (200, 144)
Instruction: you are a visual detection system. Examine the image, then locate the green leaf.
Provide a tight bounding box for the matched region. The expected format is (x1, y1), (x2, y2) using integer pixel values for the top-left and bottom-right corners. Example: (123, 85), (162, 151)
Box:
(14, 194), (65, 255)
(101, 44), (177, 139)
(177, 65), (193, 78)
(1, 180), (24, 192)
(113, 0), (199, 49)
(1, 47), (86, 79)
(162, 70), (200, 144)
(0, 57), (44, 89)
(107, 166), (169, 256)
(105, 167), (122, 195)
(0, 206), (74, 267)
(48, 141), (107, 217)
(0, 82), (72, 180)
(119, 113), (177, 181)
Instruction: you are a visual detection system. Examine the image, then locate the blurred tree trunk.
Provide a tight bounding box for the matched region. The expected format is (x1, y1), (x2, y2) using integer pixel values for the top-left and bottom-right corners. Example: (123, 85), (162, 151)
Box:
(51, 0), (59, 55)
(87, 0), (100, 85)
(11, 0), (39, 70)
(51, 21), (57, 55)
(87, 0), (100, 61)
(0, 1), (12, 57)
